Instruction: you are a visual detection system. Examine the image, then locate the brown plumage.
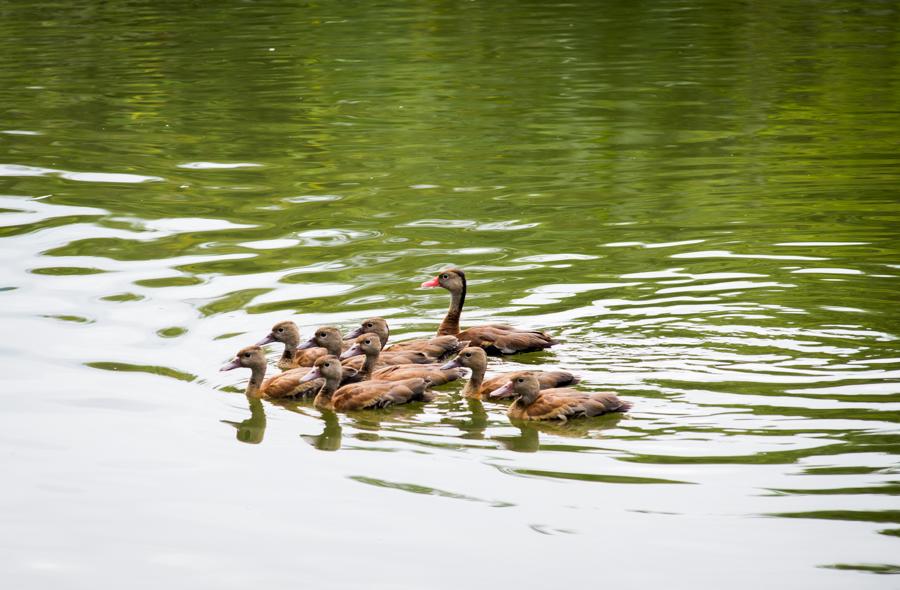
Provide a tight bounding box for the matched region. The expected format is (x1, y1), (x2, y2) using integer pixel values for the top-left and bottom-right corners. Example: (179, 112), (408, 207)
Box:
(420, 269), (557, 355)
(491, 373), (632, 422)
(255, 321), (351, 369)
(441, 346), (580, 399)
(220, 345), (359, 399)
(340, 333), (464, 385)
(303, 355), (435, 411)
(345, 317), (466, 359)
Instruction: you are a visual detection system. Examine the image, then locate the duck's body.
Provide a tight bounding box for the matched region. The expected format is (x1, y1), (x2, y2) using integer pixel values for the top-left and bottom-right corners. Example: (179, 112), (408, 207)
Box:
(221, 345), (359, 400)
(303, 356), (435, 411)
(491, 373), (631, 422)
(421, 269), (557, 355)
(341, 332), (463, 385)
(345, 317), (465, 359)
(441, 347), (579, 399)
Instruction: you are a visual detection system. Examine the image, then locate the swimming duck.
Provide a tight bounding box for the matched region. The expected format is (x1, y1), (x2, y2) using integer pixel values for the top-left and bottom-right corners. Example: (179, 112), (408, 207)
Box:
(340, 333), (464, 385)
(489, 373), (631, 421)
(301, 355), (434, 411)
(440, 346), (580, 399)
(255, 320), (350, 369)
(220, 345), (359, 399)
(420, 269), (557, 354)
(344, 317), (467, 359)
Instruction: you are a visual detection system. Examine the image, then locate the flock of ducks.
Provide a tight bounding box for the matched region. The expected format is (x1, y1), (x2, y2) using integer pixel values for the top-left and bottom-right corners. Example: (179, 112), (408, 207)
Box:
(221, 269), (632, 421)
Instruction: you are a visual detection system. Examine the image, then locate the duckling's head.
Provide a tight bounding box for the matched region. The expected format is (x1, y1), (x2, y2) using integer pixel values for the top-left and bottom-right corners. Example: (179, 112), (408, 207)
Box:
(340, 332), (383, 360)
(301, 355), (343, 383)
(256, 320), (300, 349)
(490, 372), (541, 404)
(440, 346), (486, 373)
(344, 317), (389, 343)
(420, 268), (466, 293)
(221, 346), (267, 372)
(299, 326), (343, 354)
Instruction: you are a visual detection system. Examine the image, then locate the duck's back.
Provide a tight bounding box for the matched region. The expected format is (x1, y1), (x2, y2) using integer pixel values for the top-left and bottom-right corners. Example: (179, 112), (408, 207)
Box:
(510, 388), (631, 420)
(332, 377), (433, 411)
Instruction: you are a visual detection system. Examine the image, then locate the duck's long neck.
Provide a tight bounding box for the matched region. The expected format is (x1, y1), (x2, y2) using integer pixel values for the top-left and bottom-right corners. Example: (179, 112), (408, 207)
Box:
(360, 350), (380, 380)
(245, 365), (267, 398)
(314, 375), (340, 409)
(463, 364), (485, 397)
(324, 339), (342, 356)
(281, 343), (297, 363)
(438, 282), (466, 336)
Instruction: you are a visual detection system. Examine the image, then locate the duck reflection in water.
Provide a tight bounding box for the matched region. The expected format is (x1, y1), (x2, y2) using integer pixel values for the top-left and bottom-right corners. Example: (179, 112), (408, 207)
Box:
(220, 397), (267, 445)
(438, 395), (490, 441)
(495, 413), (627, 453)
(301, 410), (343, 451)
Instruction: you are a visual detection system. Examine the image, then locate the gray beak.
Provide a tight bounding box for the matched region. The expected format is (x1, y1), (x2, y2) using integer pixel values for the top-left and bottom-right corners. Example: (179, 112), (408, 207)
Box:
(440, 358), (462, 371)
(340, 344), (362, 360)
(220, 358), (241, 372)
(299, 367), (321, 382)
(255, 333), (276, 346)
(297, 337), (317, 350)
(343, 326), (363, 340)
(489, 381), (514, 398)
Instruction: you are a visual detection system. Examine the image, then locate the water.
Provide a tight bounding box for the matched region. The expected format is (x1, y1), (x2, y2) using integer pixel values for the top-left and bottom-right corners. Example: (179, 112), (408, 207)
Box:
(1, 1), (899, 587)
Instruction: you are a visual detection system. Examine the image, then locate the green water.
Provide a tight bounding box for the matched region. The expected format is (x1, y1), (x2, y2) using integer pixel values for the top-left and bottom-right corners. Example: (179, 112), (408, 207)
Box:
(1, 1), (899, 587)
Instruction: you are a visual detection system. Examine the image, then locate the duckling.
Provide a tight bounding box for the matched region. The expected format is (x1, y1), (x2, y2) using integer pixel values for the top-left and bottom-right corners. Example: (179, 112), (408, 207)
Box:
(301, 355), (434, 411)
(440, 346), (580, 399)
(489, 373), (631, 421)
(256, 320), (349, 369)
(220, 345), (359, 399)
(341, 332), (463, 385)
(301, 325), (433, 372)
(345, 317), (466, 359)
(420, 269), (557, 354)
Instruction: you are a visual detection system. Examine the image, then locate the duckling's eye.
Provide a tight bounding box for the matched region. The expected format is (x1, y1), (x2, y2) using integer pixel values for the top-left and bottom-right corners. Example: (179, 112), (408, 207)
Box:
(464, 353), (471, 358)
(277, 328), (284, 333)
(318, 332), (325, 337)
(323, 362), (330, 367)
(364, 339), (372, 345)
(366, 322), (373, 327)
(517, 377), (524, 383)
(243, 352), (251, 358)
(441, 274), (448, 279)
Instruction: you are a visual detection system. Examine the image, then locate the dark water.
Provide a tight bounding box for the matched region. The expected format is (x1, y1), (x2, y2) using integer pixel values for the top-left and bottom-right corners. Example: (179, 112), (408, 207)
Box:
(1, 1), (899, 587)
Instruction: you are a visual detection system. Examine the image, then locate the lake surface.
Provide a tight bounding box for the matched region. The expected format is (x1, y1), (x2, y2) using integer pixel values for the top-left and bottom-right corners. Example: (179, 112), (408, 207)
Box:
(1, 1), (899, 587)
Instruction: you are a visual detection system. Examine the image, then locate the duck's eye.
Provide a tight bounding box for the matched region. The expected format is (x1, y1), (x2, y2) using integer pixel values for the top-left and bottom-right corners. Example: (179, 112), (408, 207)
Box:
(318, 332), (325, 337)
(324, 362), (330, 368)
(441, 274), (448, 279)
(277, 328), (283, 333)
(366, 323), (373, 327)
(464, 353), (471, 358)
(243, 353), (251, 358)
(517, 378), (524, 383)
(364, 340), (371, 345)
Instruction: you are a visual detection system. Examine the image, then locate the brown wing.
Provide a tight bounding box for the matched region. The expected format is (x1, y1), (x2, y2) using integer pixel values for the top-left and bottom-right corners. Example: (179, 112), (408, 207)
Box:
(292, 347), (328, 367)
(479, 370), (581, 398)
(521, 389), (631, 420)
(378, 350), (433, 365)
(332, 378), (429, 411)
(371, 364), (463, 386)
(457, 326), (556, 354)
(385, 335), (465, 359)
(261, 367), (321, 398)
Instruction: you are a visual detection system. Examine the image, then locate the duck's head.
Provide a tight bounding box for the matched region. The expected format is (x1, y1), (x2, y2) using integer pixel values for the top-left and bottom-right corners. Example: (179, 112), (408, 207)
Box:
(301, 355), (343, 383)
(344, 317), (389, 343)
(490, 372), (541, 404)
(256, 320), (300, 349)
(420, 268), (466, 293)
(221, 346), (267, 372)
(340, 332), (383, 360)
(300, 326), (343, 353)
(440, 346), (486, 373)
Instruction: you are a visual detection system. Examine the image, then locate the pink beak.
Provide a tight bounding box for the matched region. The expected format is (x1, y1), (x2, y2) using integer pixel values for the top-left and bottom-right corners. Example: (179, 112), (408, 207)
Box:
(420, 276), (440, 288)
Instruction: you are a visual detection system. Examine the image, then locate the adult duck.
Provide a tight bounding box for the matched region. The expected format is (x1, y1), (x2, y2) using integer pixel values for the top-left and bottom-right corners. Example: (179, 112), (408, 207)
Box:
(220, 345), (359, 399)
(489, 373), (631, 422)
(345, 317), (466, 359)
(420, 269), (557, 354)
(341, 333), (464, 386)
(440, 346), (580, 399)
(301, 355), (434, 411)
(255, 321), (350, 369)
